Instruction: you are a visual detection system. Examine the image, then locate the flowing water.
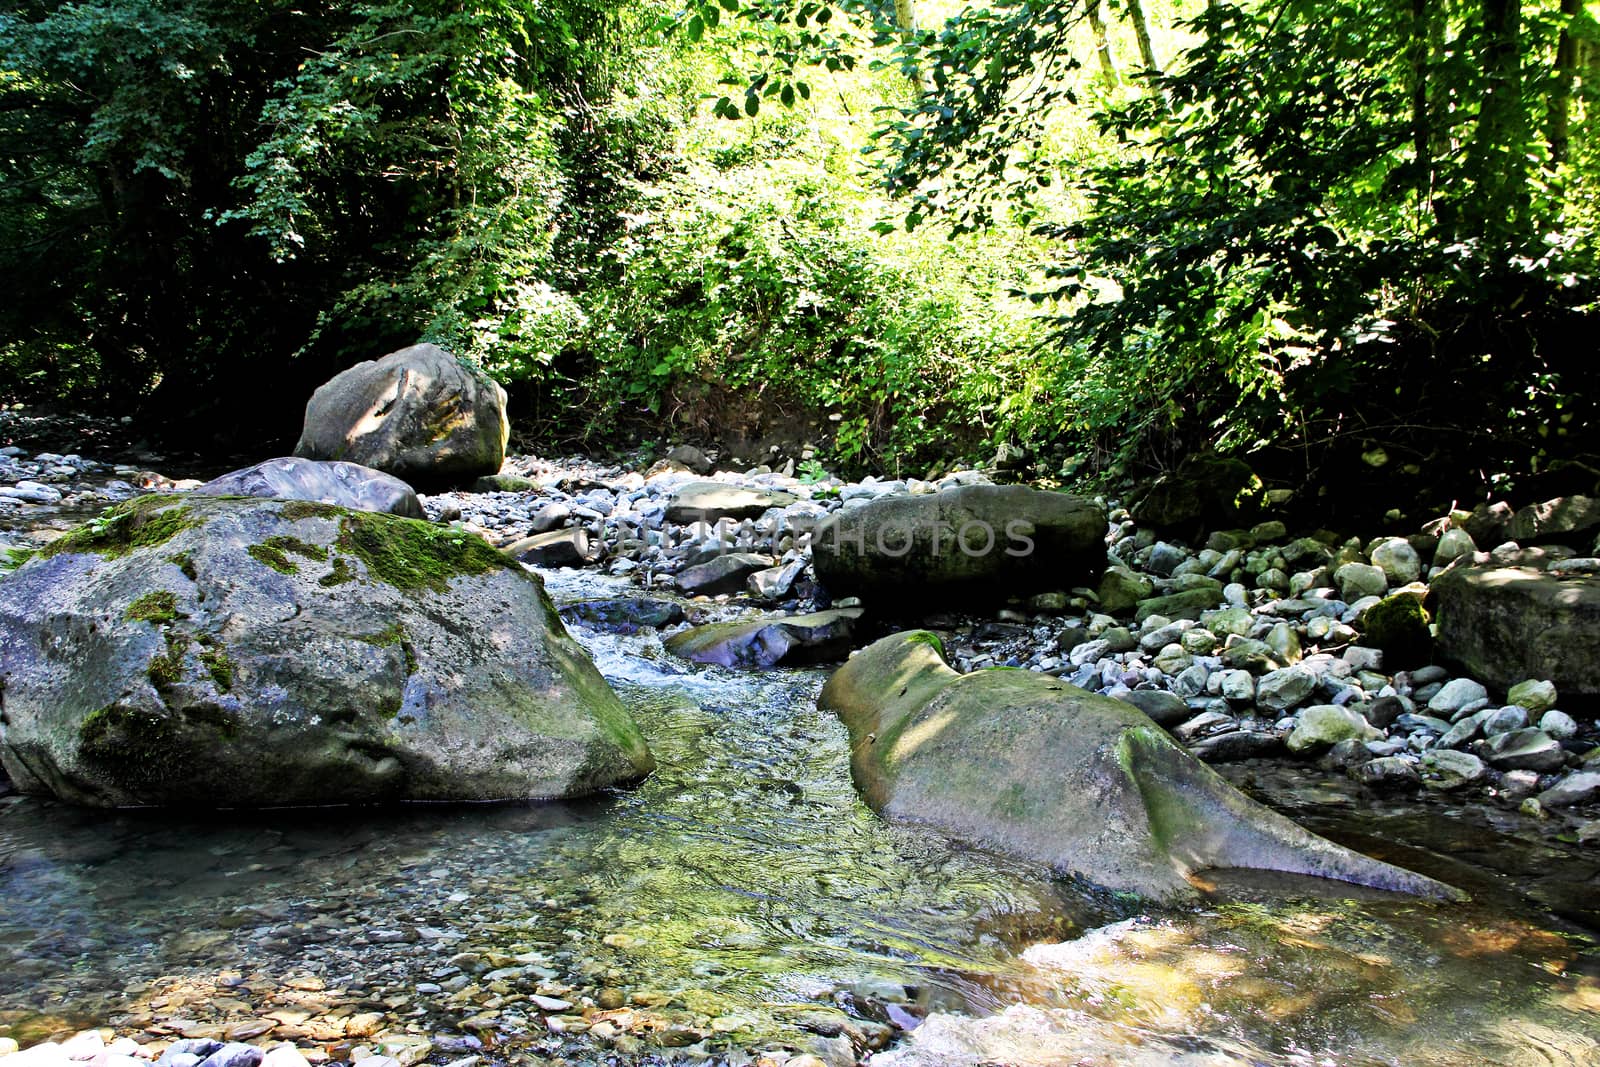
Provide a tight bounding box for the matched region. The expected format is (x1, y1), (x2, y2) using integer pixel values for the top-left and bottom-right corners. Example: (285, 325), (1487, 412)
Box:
(1, 568), (1597, 1064)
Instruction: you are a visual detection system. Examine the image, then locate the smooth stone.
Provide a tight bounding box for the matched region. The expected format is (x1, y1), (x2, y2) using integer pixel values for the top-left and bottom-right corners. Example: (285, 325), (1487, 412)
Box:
(1116, 688), (1192, 728)
(665, 481), (797, 524)
(559, 597), (685, 633)
(1482, 705), (1528, 736)
(1540, 710), (1579, 740)
(1370, 538), (1422, 584)
(1287, 704), (1382, 754)
(193, 458), (425, 518)
(1537, 771), (1600, 808)
(1189, 730), (1284, 762)
(1335, 562), (1388, 600)
(197, 1044), (264, 1067)
(1351, 755), (1420, 790)
(674, 552), (774, 595)
(1433, 565), (1600, 696)
(1420, 749), (1487, 790)
(1256, 667), (1317, 712)
(1427, 678), (1489, 715)
(663, 609), (862, 669)
(1507, 679), (1558, 715)
(505, 528), (593, 568)
(1479, 729), (1567, 772)
(820, 631), (1458, 903)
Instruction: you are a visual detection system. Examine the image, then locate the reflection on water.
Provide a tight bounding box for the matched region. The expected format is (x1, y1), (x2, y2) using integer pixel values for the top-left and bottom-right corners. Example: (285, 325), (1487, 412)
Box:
(0, 568), (1597, 1064)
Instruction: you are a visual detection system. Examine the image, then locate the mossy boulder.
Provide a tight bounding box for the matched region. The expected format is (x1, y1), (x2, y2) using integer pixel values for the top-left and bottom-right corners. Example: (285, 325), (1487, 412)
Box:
(811, 486), (1106, 609)
(0, 495), (653, 808)
(1357, 591), (1433, 669)
(294, 343), (509, 488)
(1433, 564), (1600, 696)
(1129, 453), (1261, 537)
(819, 632), (1462, 904)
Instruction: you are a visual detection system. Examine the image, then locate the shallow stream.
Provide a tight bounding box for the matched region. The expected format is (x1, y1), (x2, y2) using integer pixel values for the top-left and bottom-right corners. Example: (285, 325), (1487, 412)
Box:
(0, 569), (1597, 1064)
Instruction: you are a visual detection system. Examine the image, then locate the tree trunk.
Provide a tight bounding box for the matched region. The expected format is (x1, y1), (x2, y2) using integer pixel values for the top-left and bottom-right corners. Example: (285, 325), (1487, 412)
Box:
(1468, 0), (1526, 233)
(1125, 0), (1161, 74)
(891, 0), (929, 91)
(1087, 0), (1120, 87)
(1547, 0), (1580, 166)
(1410, 0), (1434, 211)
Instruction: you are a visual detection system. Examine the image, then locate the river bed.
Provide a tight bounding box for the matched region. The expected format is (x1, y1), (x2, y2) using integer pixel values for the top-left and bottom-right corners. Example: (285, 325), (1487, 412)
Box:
(1, 569), (1597, 1065)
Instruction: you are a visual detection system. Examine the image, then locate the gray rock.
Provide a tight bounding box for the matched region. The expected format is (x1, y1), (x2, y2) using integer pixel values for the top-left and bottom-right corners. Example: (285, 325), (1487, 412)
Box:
(1479, 728), (1567, 772)
(812, 486), (1106, 608)
(1482, 705), (1528, 736)
(1433, 565), (1600, 696)
(1146, 542), (1187, 577)
(294, 343), (509, 487)
(1116, 688), (1191, 728)
(1370, 538), (1422, 585)
(1507, 678), (1558, 714)
(0, 496), (653, 807)
(1188, 730), (1284, 763)
(1256, 667), (1317, 712)
(505, 528), (593, 568)
(1536, 771), (1600, 808)
(820, 632), (1459, 903)
(748, 558), (807, 600)
(665, 481), (797, 523)
(1507, 494), (1600, 545)
(675, 552), (774, 596)
(1286, 704), (1381, 753)
(665, 444), (713, 474)
(1335, 562), (1388, 601)
(1219, 669), (1256, 704)
(197, 1044), (263, 1067)
(1438, 709), (1493, 749)
(1427, 678), (1489, 715)
(1434, 527), (1477, 566)
(559, 598), (685, 633)
(1351, 756), (1420, 790)
(1096, 566), (1153, 615)
(664, 609), (861, 669)
(1420, 749), (1486, 790)
(1539, 709), (1579, 740)
(529, 502), (572, 534)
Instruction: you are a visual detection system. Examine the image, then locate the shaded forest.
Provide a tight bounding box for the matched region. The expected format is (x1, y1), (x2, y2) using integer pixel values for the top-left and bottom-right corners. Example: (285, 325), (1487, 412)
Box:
(2, 0), (1597, 508)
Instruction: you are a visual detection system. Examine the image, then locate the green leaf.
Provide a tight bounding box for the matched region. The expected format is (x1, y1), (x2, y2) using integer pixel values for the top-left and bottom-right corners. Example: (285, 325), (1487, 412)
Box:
(744, 92), (759, 116)
(781, 83), (795, 107)
(686, 14), (704, 42)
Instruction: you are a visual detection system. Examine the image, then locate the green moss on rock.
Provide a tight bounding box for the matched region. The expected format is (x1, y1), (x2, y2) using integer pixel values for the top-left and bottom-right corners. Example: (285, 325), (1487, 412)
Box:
(198, 644), (235, 692)
(248, 535), (330, 575)
(125, 590), (181, 624)
(336, 512), (514, 593)
(318, 556), (356, 586)
(148, 632), (191, 691)
(167, 551), (197, 581)
(280, 500), (343, 522)
(1359, 592), (1433, 668)
(40, 496), (197, 559)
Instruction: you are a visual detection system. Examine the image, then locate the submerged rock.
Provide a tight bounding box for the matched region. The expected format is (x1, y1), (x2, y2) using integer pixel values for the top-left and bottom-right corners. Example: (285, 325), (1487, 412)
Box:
(0, 495), (653, 807)
(819, 632), (1462, 903)
(664, 608), (862, 669)
(193, 457), (424, 518)
(812, 486), (1105, 608)
(294, 343), (509, 487)
(559, 597), (686, 634)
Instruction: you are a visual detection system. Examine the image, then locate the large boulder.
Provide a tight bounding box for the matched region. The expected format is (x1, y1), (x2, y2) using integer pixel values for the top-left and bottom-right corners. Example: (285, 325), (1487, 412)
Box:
(0, 495), (653, 807)
(192, 457), (424, 518)
(812, 486), (1106, 608)
(664, 608), (862, 669)
(819, 632), (1460, 903)
(293, 343), (509, 487)
(1129, 453), (1260, 536)
(1432, 565), (1600, 696)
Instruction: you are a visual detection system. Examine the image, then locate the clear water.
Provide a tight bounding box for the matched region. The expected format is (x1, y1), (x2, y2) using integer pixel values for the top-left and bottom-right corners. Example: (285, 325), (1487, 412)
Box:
(0, 569), (1597, 1064)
